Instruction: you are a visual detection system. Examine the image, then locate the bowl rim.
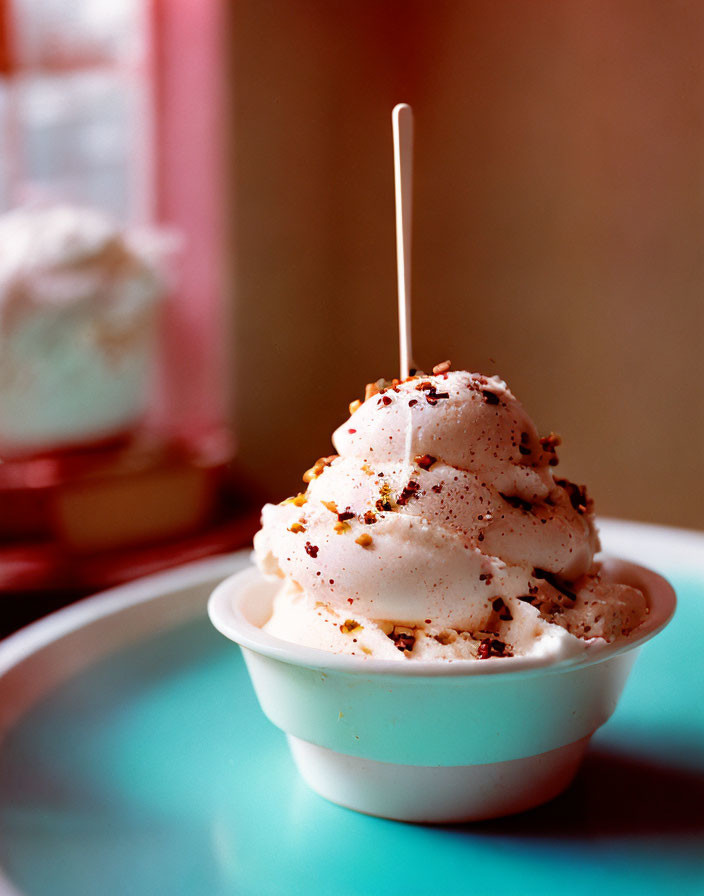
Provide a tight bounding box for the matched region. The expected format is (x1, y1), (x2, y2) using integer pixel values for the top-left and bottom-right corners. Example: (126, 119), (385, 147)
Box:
(207, 555), (676, 680)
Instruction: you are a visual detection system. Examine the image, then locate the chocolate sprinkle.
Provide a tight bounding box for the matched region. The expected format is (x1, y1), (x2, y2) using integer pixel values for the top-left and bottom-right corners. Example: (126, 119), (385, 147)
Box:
(500, 493), (533, 513)
(491, 597), (513, 620)
(477, 637), (510, 659)
(389, 630), (416, 653)
(415, 454), (437, 470)
(396, 480), (421, 506)
(533, 568), (577, 601)
(556, 478), (589, 515)
(416, 381), (450, 404)
(482, 390), (500, 405)
(304, 542), (319, 558)
(540, 432), (561, 451)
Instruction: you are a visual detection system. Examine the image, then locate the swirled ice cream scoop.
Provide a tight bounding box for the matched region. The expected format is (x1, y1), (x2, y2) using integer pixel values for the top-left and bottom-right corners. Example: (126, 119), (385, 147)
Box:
(254, 368), (647, 661)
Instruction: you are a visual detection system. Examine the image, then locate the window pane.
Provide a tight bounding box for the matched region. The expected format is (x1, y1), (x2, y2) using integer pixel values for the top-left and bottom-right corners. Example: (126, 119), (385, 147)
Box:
(13, 70), (144, 219)
(10, 0), (143, 68)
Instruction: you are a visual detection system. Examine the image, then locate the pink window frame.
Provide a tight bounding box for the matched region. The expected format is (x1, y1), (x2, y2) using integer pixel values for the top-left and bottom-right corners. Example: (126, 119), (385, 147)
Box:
(148, 0), (228, 439)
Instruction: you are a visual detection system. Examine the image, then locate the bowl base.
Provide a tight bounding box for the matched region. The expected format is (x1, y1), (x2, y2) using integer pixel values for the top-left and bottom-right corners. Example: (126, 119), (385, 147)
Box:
(287, 735), (591, 823)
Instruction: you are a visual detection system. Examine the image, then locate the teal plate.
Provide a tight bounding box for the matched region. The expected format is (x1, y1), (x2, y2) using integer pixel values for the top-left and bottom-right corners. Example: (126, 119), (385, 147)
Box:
(0, 522), (703, 896)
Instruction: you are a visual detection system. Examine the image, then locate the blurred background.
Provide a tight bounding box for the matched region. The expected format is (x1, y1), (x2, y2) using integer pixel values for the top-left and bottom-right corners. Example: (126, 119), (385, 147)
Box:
(231, 1), (704, 530)
(0, 0), (702, 631)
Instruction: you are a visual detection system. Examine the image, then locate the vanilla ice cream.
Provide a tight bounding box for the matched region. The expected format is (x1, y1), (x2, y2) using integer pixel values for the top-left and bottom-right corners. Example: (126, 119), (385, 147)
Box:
(0, 204), (172, 456)
(254, 368), (648, 661)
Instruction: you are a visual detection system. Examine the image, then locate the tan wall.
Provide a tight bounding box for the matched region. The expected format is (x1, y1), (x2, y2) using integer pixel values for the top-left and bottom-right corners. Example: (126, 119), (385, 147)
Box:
(228, 1), (704, 530)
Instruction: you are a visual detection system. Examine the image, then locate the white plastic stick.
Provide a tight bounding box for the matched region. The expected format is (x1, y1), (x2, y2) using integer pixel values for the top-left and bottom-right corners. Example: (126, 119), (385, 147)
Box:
(393, 103), (414, 379)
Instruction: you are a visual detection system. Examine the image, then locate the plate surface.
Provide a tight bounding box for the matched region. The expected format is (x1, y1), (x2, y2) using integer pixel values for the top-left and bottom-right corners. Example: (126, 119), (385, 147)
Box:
(0, 520), (703, 896)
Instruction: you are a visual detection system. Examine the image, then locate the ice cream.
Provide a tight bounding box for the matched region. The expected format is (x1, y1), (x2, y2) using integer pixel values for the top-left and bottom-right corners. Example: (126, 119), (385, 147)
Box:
(0, 204), (172, 456)
(254, 366), (648, 662)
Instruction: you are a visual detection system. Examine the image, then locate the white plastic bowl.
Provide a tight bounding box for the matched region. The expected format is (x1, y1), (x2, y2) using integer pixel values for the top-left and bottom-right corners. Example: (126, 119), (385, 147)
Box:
(208, 558), (675, 823)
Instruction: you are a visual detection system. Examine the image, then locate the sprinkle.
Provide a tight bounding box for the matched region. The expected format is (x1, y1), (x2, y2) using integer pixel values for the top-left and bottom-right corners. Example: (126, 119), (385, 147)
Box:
(539, 431), (561, 465)
(340, 619), (362, 635)
(491, 597), (513, 620)
(363, 511), (377, 524)
(288, 521), (306, 534)
(355, 533), (373, 547)
(415, 454), (437, 470)
(432, 360), (451, 375)
(540, 432), (561, 451)
(303, 455), (337, 483)
(334, 521), (351, 534)
(337, 508), (355, 521)
(396, 480), (421, 506)
(431, 483), (443, 493)
(477, 637), (510, 659)
(282, 492), (307, 507)
(389, 629), (416, 653)
(533, 568), (577, 601)
(304, 542), (319, 558)
(321, 500), (338, 514)
(556, 478), (589, 515)
(500, 493), (533, 513)
(376, 483), (395, 512)
(481, 390), (500, 405)
(423, 386), (450, 404)
(379, 394), (393, 406)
